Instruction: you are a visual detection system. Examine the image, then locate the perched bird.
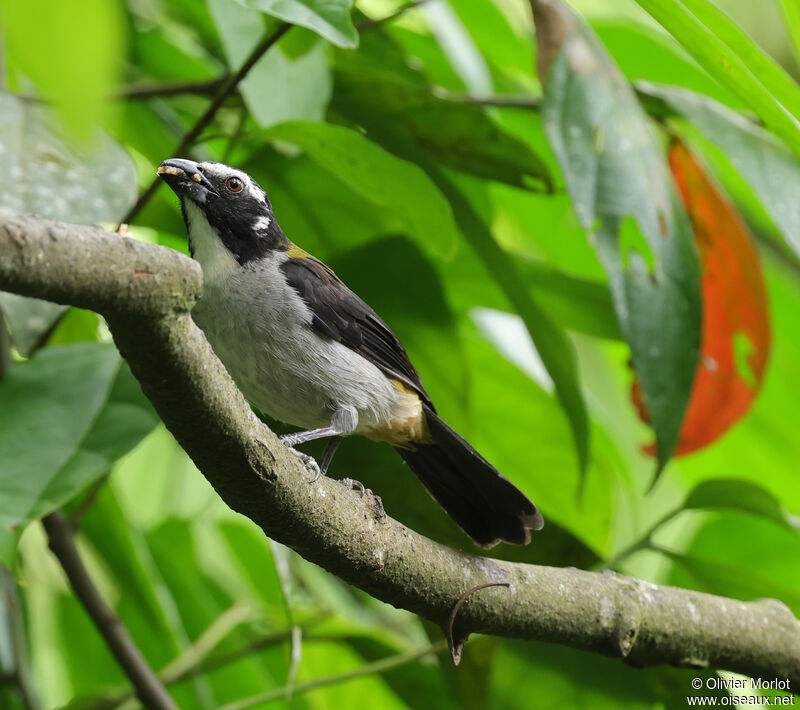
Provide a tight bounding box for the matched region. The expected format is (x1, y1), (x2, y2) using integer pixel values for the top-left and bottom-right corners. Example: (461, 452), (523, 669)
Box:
(157, 158), (544, 547)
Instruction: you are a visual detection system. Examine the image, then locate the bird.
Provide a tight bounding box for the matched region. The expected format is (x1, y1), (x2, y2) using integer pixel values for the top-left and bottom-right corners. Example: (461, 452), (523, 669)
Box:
(157, 158), (544, 547)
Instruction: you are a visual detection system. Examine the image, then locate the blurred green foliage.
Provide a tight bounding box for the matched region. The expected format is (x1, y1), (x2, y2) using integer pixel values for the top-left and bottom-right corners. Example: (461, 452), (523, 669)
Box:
(0, 0), (799, 707)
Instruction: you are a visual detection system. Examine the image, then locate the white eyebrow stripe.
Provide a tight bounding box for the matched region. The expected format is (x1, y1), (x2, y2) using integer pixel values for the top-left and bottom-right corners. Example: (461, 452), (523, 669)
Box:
(244, 173), (260, 195)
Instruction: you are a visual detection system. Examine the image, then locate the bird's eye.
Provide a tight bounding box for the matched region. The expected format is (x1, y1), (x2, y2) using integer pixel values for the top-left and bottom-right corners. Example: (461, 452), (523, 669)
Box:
(226, 176), (243, 193)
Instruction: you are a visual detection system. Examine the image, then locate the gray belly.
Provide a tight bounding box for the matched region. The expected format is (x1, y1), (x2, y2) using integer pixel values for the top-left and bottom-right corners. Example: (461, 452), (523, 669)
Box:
(192, 262), (399, 432)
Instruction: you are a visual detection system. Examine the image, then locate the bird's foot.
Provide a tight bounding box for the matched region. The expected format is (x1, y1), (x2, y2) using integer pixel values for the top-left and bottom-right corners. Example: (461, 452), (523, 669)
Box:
(280, 432), (305, 449)
(339, 477), (365, 496)
(284, 446), (322, 482)
(339, 479), (385, 518)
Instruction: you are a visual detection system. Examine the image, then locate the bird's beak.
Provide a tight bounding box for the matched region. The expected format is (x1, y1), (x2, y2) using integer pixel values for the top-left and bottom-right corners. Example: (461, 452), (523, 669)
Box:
(157, 158), (217, 203)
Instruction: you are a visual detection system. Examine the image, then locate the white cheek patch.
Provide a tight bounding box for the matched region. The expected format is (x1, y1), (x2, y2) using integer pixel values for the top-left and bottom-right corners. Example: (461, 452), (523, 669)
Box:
(184, 201), (239, 284)
(253, 215), (271, 233)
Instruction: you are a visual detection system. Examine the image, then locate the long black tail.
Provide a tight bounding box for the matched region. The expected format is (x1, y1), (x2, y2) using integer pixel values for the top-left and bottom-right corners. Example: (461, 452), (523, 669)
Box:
(396, 406), (543, 547)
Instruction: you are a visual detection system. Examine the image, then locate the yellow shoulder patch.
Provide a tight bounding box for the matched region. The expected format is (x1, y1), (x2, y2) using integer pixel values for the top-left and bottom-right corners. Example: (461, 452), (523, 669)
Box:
(286, 243), (311, 260)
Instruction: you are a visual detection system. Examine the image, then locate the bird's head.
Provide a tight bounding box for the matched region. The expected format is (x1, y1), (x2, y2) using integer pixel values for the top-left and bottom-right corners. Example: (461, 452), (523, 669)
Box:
(157, 158), (287, 270)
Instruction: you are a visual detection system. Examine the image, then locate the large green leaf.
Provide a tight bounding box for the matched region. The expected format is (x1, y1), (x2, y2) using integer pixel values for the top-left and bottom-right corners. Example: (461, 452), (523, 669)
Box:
(261, 121), (460, 258)
(778, 0), (800, 72)
(638, 82), (800, 259)
(0, 344), (158, 561)
(0, 0), (124, 134)
(520, 260), (620, 340)
(663, 514), (800, 616)
(334, 69), (552, 192)
(0, 94), (137, 355)
(209, 0), (332, 128)
(540, 4), (702, 472)
(0, 293), (64, 358)
(591, 20), (741, 107)
(634, 0), (800, 158)
(676, 0), (800, 122)
(491, 639), (727, 709)
(683, 479), (800, 531)
(235, 0), (358, 48)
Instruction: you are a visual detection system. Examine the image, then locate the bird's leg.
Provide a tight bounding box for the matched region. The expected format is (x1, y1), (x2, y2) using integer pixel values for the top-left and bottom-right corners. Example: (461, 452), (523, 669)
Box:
(280, 407), (356, 481)
(319, 436), (342, 478)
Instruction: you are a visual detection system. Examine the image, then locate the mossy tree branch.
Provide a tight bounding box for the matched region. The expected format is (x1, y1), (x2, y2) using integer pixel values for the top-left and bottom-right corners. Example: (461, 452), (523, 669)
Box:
(1, 213), (798, 685)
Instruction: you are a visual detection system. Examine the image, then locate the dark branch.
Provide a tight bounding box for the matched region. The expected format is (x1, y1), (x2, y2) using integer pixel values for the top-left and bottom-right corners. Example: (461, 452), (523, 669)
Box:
(115, 77), (227, 101)
(41, 511), (177, 710)
(1, 214), (798, 686)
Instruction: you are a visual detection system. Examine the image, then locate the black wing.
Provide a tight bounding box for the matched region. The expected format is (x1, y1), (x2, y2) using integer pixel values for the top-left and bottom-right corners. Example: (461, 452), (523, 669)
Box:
(280, 253), (433, 409)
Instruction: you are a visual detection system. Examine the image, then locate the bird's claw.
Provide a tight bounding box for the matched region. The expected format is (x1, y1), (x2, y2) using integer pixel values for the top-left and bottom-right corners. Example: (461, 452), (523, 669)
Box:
(339, 477), (365, 496)
(285, 446), (322, 482)
(334, 479), (385, 518)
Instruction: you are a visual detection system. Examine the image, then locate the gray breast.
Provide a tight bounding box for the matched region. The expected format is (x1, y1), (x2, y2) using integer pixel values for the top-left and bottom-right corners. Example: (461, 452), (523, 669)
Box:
(191, 252), (400, 432)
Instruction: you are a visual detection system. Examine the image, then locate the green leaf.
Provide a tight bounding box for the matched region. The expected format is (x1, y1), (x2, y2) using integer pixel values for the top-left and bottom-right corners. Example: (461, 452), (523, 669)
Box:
(261, 121), (460, 258)
(0, 0), (125, 135)
(778, 0), (800, 72)
(437, 174), (589, 477)
(0, 94), (137, 354)
(662, 514), (800, 615)
(634, 0), (800, 158)
(591, 20), (741, 107)
(540, 6), (702, 472)
(520, 260), (621, 340)
(209, 0), (332, 128)
(491, 639), (726, 709)
(0, 293), (65, 357)
(669, 0), (800, 124)
(0, 344), (158, 562)
(334, 70), (552, 192)
(216, 520), (286, 619)
(683, 479), (800, 530)
(638, 82), (800, 259)
(235, 0), (358, 48)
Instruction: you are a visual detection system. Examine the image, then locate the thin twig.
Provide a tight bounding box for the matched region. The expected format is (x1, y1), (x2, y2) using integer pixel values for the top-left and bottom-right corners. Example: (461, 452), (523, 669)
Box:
(120, 23), (292, 227)
(219, 641), (448, 710)
(41, 511), (178, 710)
(446, 582), (509, 664)
(593, 507), (682, 571)
(116, 77), (227, 101)
(433, 89), (542, 109)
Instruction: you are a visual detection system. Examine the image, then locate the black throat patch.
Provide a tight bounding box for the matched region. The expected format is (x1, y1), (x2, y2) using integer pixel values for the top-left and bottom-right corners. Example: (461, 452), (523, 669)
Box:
(181, 197), (290, 264)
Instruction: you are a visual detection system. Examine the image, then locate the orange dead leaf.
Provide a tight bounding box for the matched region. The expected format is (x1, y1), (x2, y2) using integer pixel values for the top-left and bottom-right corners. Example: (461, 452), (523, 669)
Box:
(632, 140), (771, 456)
